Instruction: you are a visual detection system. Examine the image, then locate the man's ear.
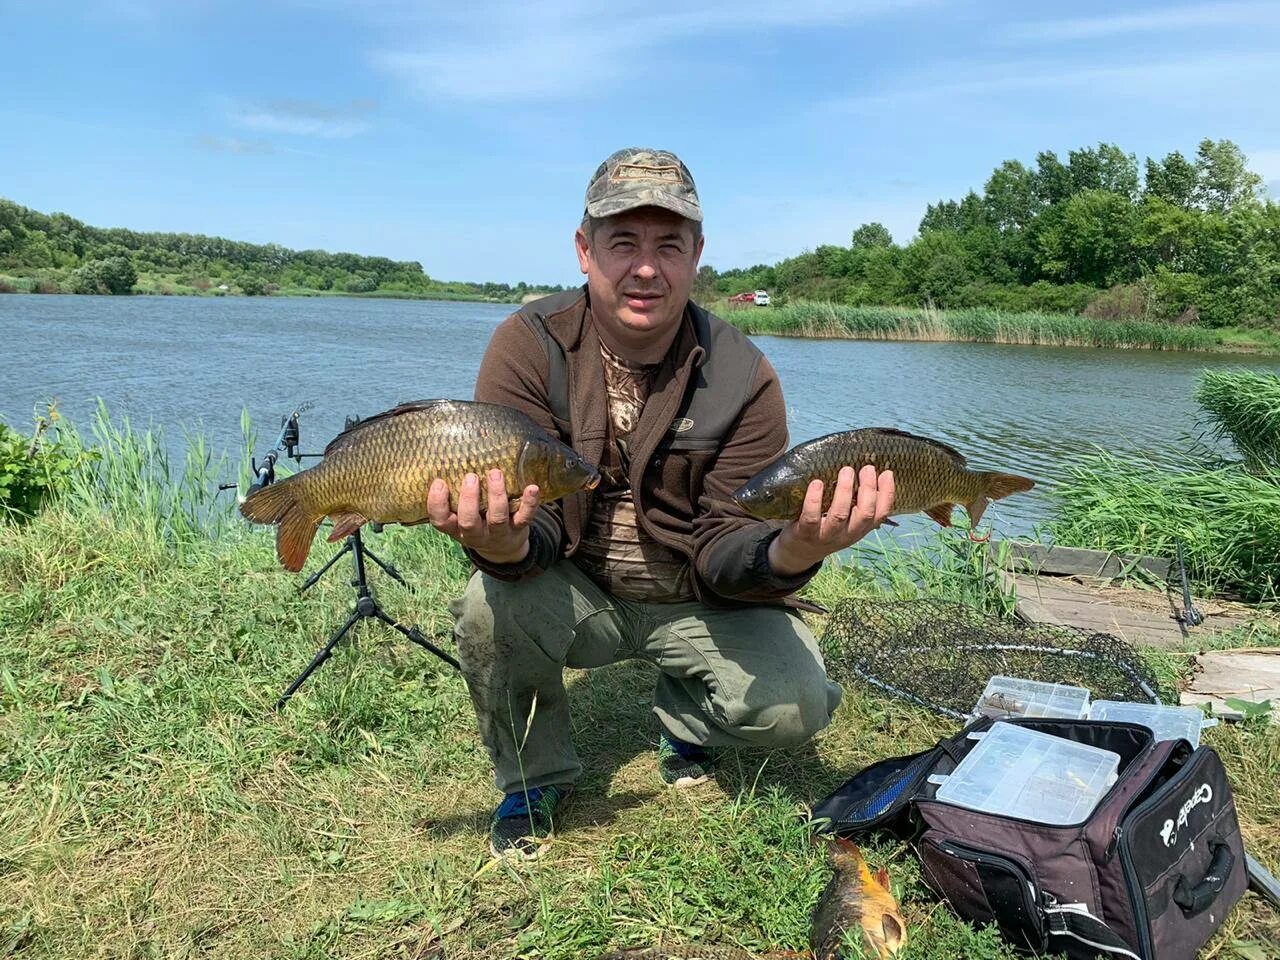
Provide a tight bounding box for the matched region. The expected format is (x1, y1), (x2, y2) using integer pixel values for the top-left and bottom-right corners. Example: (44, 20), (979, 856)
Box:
(693, 233), (705, 269)
(575, 227), (591, 275)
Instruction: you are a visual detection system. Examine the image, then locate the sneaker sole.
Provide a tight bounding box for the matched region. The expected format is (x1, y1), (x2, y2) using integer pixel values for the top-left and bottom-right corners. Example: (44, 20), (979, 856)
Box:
(489, 836), (553, 861)
(666, 771), (713, 789)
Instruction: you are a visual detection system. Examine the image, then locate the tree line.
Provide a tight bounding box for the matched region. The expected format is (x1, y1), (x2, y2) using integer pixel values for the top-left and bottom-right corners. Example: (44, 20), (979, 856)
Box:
(0, 199), (565, 301)
(693, 139), (1278, 328)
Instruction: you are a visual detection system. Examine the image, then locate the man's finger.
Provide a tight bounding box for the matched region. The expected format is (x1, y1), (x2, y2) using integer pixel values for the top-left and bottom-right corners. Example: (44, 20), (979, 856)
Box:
(427, 478), (453, 524)
(851, 464), (878, 529)
(873, 470), (896, 527)
(797, 478), (824, 534)
(824, 465), (856, 533)
(485, 469), (509, 528)
(456, 473), (482, 539)
(511, 485), (541, 527)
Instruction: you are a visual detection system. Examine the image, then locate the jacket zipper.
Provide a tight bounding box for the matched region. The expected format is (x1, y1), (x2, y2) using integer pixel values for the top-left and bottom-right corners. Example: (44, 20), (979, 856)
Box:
(1114, 748), (1204, 958)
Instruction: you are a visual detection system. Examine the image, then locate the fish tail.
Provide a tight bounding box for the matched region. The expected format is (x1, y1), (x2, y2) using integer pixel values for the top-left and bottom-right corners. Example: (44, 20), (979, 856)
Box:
(966, 471), (1036, 527)
(240, 476), (322, 572)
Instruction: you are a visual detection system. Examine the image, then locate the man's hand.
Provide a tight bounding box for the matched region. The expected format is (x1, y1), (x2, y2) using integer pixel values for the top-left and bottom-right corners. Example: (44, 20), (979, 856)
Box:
(767, 464), (895, 577)
(427, 469), (542, 565)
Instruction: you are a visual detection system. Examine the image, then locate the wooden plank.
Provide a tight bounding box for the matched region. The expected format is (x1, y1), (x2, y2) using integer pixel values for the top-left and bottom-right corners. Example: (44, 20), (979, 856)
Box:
(1180, 649), (1280, 723)
(1006, 573), (1245, 649)
(991, 540), (1170, 580)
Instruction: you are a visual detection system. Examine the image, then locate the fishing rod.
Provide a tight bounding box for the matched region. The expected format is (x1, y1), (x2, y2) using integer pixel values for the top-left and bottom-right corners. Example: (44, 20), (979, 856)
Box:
(217, 400), (318, 496)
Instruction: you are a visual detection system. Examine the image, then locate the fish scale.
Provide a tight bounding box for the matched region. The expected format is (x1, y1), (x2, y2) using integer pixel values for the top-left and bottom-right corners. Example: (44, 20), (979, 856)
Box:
(240, 399), (599, 571)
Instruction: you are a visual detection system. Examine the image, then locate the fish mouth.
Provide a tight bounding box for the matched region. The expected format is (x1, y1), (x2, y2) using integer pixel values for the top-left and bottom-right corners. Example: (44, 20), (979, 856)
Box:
(584, 471), (601, 490)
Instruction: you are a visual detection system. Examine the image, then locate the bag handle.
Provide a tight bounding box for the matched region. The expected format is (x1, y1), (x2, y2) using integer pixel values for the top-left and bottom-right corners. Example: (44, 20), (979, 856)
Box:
(1173, 842), (1235, 917)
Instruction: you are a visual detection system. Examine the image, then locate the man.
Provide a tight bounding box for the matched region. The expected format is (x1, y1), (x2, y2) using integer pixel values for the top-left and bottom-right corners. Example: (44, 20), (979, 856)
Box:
(427, 148), (895, 859)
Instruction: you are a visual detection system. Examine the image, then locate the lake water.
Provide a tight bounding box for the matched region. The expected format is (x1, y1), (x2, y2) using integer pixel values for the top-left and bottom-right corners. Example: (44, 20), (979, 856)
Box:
(3, 293), (1278, 539)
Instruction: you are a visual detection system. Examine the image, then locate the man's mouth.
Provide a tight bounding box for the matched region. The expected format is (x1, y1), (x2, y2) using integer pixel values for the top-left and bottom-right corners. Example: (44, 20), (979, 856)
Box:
(624, 291), (664, 309)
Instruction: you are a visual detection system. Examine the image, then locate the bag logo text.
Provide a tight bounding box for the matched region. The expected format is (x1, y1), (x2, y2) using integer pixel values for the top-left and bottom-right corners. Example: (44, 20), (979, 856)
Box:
(1160, 783), (1212, 847)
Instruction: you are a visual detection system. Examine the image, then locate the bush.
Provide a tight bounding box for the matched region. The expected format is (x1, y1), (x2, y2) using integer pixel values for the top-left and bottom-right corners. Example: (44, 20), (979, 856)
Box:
(0, 279), (15, 293)
(1084, 283), (1149, 321)
(0, 415), (95, 520)
(72, 256), (137, 295)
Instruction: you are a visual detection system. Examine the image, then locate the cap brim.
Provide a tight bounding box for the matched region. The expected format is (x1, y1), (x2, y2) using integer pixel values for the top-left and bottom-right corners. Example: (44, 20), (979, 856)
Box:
(586, 192), (703, 223)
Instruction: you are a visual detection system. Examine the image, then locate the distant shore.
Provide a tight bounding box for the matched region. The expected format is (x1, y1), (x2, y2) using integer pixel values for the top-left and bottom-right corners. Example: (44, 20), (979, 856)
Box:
(720, 300), (1280, 355)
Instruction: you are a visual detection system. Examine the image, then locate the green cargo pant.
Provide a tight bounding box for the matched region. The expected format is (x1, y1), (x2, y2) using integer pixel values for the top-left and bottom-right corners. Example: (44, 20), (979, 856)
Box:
(449, 559), (843, 793)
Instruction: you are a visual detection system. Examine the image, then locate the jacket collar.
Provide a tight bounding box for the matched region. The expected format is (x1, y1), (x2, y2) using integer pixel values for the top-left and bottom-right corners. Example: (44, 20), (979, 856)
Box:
(543, 284), (707, 369)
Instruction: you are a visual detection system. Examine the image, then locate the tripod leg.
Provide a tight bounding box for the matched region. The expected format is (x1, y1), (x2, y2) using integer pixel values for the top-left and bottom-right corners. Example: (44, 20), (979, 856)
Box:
(300, 538), (352, 594)
(362, 545), (409, 589)
(276, 609), (362, 710)
(372, 607), (461, 671)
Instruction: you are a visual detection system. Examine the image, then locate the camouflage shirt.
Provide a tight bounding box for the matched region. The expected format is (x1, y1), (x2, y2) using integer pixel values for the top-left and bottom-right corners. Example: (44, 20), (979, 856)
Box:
(572, 337), (695, 602)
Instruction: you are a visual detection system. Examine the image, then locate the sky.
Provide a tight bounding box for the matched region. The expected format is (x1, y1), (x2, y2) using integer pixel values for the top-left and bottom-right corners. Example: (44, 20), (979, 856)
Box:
(2, 0), (1279, 286)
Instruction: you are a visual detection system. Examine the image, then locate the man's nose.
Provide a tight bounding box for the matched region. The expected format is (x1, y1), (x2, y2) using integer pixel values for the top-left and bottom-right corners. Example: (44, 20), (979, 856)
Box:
(633, 259), (657, 280)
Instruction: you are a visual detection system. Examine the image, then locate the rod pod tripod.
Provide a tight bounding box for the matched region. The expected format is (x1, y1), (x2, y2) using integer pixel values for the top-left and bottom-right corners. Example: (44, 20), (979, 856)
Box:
(274, 524), (460, 709)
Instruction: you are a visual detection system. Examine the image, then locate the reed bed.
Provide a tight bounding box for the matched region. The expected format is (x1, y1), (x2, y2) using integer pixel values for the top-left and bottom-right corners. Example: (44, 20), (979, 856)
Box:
(1195, 369), (1280, 472)
(729, 301), (1226, 351)
(1053, 370), (1280, 602)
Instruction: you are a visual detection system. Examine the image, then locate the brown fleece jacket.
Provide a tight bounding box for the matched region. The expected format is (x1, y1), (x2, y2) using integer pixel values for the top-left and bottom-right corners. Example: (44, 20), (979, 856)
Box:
(467, 287), (820, 605)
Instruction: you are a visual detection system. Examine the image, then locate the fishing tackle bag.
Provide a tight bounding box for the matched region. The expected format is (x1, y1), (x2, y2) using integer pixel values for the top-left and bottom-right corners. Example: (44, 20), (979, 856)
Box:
(810, 718), (1248, 960)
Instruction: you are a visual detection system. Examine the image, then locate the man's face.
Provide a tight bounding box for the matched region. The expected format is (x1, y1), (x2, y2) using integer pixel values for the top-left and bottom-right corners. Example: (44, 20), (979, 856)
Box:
(575, 206), (704, 357)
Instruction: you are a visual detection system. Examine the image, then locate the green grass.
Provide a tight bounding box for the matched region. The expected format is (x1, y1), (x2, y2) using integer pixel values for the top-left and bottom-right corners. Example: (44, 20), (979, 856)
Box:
(1, 417), (1277, 959)
(722, 301), (1280, 354)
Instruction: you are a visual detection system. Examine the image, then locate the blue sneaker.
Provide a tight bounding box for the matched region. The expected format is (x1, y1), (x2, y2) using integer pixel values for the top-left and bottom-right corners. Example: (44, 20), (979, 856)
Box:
(658, 731), (717, 787)
(489, 784), (573, 859)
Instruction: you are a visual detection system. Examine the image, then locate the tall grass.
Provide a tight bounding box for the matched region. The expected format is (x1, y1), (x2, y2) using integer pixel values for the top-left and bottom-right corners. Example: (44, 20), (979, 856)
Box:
(729, 301), (1227, 351)
(49, 401), (251, 555)
(1053, 370), (1280, 602)
(1195, 369), (1280, 472)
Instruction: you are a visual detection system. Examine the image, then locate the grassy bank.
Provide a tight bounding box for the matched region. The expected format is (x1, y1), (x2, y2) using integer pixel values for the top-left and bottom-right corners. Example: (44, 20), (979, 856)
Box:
(0, 271), (540, 304)
(1, 415), (1277, 959)
(722, 301), (1280, 354)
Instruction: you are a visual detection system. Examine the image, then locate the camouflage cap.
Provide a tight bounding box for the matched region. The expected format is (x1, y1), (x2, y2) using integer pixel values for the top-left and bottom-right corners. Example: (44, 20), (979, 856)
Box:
(584, 147), (702, 223)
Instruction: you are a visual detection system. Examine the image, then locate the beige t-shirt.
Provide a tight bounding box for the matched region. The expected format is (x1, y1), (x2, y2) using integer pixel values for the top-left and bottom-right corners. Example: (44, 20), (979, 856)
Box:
(572, 338), (694, 602)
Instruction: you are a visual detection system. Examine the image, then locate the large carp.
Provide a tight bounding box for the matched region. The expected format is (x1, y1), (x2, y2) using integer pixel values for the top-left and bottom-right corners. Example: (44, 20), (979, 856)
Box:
(240, 399), (599, 571)
(732, 427), (1034, 530)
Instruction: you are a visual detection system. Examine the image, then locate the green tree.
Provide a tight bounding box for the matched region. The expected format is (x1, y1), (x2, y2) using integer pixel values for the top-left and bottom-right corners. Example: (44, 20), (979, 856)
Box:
(1194, 139), (1263, 213)
(1033, 190), (1138, 286)
(1032, 150), (1074, 205)
(1144, 151), (1197, 208)
(984, 160), (1038, 231)
(850, 222), (894, 249)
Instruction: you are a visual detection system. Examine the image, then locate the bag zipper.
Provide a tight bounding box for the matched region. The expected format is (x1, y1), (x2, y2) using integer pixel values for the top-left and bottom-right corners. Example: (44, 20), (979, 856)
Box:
(1105, 743), (1192, 864)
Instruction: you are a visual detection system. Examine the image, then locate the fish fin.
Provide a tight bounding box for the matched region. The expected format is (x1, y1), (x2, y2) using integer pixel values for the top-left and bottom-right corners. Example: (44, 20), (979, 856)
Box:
(239, 475), (298, 525)
(881, 913), (906, 952)
(322, 399), (458, 455)
(924, 503), (954, 527)
(966, 471), (1036, 528)
(326, 511), (369, 542)
(277, 502), (322, 572)
(875, 866), (892, 890)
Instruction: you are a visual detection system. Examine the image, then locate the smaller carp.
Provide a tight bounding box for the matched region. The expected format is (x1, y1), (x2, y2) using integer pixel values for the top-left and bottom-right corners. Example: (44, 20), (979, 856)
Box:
(732, 428), (1034, 531)
(810, 839), (906, 960)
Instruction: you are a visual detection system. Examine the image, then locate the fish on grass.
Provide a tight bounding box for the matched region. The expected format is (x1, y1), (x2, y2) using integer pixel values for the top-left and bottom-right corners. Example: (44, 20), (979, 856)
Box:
(240, 399), (600, 571)
(732, 428), (1034, 531)
(597, 839), (905, 960)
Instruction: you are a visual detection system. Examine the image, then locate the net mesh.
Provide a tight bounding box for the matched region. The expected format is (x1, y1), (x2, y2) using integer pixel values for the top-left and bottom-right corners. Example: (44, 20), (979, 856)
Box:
(820, 598), (1161, 720)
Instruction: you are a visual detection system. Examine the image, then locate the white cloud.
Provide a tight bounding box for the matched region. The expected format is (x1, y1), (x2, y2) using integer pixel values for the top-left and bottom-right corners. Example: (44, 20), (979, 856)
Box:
(373, 0), (933, 103)
(230, 98), (377, 138)
(999, 2), (1280, 43)
(194, 134), (275, 155)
